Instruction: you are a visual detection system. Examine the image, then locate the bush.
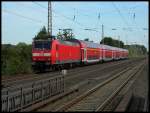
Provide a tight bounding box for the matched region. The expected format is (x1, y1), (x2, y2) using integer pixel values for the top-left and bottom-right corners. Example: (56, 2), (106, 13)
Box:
(2, 43), (32, 76)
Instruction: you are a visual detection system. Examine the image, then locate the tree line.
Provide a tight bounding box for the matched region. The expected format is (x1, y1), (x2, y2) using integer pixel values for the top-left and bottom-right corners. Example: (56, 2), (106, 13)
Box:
(124, 44), (147, 57)
(100, 37), (124, 48)
(34, 26), (75, 40)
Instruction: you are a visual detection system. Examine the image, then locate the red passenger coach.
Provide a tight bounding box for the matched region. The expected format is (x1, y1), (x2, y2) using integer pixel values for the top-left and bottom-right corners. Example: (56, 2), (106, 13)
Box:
(101, 44), (113, 61)
(122, 49), (128, 59)
(78, 40), (102, 64)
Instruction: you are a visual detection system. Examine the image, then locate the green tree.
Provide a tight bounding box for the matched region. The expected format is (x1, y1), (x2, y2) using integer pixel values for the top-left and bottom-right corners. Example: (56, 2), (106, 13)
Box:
(57, 31), (63, 40)
(2, 43), (32, 75)
(124, 44), (147, 57)
(56, 29), (75, 40)
(100, 37), (124, 48)
(34, 26), (49, 40)
(84, 38), (89, 41)
(16, 43), (32, 73)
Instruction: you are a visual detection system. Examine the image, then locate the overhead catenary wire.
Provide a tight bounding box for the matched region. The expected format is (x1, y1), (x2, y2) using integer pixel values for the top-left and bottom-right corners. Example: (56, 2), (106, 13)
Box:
(14, 2), (47, 14)
(58, 2), (145, 31)
(3, 9), (45, 24)
(2, 9), (59, 31)
(13, 2), (59, 18)
(55, 2), (95, 18)
(32, 2), (144, 33)
(3, 2), (147, 46)
(6, 2), (146, 31)
(57, 3), (130, 17)
(31, 1), (100, 41)
(110, 5), (143, 31)
(12, 2), (101, 32)
(55, 3), (104, 33)
(46, 4), (100, 40)
(111, 2), (148, 47)
(32, 1), (48, 11)
(32, 2), (90, 30)
(111, 2), (132, 32)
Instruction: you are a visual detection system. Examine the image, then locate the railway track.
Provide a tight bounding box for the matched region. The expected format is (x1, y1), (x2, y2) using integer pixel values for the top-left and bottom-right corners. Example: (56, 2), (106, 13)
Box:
(64, 58), (144, 89)
(1, 58), (146, 112)
(2, 59), (127, 87)
(54, 61), (145, 111)
(2, 58), (143, 89)
(32, 58), (145, 112)
(2, 59), (125, 88)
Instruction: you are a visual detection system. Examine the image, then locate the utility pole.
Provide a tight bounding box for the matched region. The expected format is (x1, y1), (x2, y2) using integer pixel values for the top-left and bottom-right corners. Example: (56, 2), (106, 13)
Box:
(118, 35), (120, 48)
(48, 1), (52, 38)
(126, 40), (128, 45)
(102, 24), (104, 44)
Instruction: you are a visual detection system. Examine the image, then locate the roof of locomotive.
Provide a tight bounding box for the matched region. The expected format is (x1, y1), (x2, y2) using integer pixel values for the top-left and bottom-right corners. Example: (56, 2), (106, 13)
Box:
(33, 39), (80, 46)
(57, 39), (80, 46)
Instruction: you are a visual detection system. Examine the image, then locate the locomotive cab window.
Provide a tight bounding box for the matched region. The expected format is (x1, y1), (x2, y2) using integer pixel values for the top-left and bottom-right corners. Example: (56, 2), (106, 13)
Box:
(33, 41), (51, 50)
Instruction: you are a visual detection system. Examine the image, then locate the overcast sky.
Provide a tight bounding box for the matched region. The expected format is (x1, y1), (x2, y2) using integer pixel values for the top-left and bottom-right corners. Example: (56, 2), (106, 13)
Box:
(2, 1), (149, 50)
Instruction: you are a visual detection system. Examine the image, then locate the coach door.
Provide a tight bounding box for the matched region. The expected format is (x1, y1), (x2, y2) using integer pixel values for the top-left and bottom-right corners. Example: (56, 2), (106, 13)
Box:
(84, 49), (87, 61)
(112, 50), (113, 59)
(103, 49), (105, 60)
(100, 48), (102, 61)
(81, 48), (87, 62)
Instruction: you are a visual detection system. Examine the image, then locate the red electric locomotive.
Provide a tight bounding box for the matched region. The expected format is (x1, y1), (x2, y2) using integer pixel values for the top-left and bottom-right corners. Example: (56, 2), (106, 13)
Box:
(32, 39), (81, 72)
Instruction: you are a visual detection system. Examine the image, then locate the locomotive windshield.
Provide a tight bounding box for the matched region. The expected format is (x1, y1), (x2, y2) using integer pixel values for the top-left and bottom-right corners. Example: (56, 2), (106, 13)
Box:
(33, 41), (51, 50)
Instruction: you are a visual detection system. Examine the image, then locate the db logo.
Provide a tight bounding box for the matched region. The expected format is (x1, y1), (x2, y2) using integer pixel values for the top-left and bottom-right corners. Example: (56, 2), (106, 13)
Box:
(39, 53), (43, 56)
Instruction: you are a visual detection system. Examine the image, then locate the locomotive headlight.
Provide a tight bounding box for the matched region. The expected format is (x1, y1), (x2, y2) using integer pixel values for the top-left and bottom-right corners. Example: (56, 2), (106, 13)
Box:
(32, 53), (40, 56)
(44, 53), (51, 56)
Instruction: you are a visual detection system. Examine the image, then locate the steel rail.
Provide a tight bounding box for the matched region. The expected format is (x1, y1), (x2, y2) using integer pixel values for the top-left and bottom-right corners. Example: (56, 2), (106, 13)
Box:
(2, 58), (145, 112)
(2, 59), (132, 89)
(55, 67), (132, 111)
(96, 63), (144, 111)
(3, 57), (143, 88)
(2, 57), (142, 85)
(55, 61), (144, 111)
(29, 60), (137, 111)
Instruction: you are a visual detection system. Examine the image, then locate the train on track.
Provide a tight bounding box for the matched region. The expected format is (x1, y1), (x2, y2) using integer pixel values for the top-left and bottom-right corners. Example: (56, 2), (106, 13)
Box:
(32, 38), (128, 72)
